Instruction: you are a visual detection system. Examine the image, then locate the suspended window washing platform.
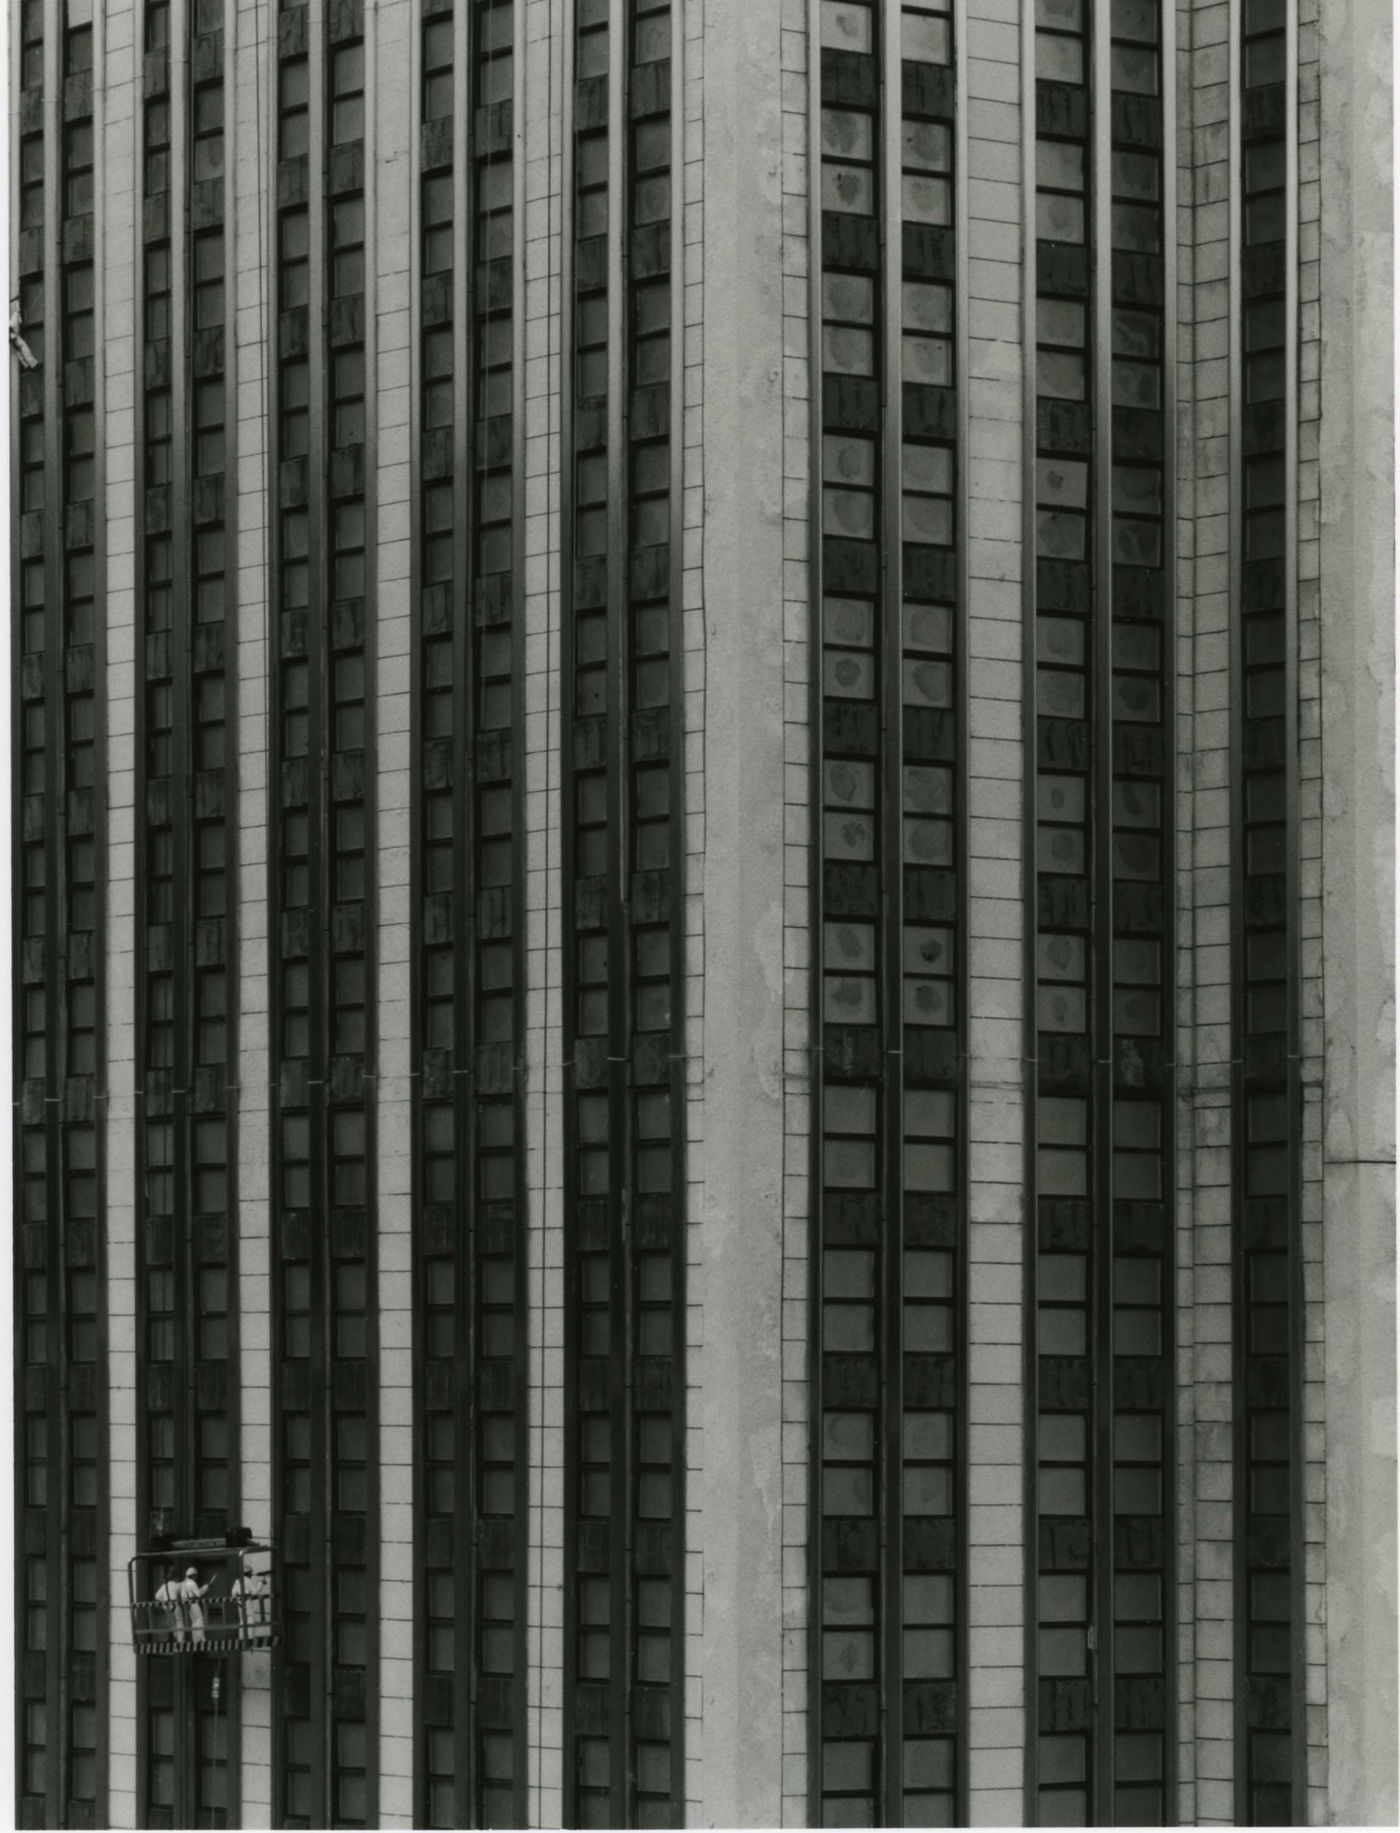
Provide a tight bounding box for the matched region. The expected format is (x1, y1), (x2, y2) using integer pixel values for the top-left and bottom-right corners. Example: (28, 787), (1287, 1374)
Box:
(128, 1533), (279, 1657)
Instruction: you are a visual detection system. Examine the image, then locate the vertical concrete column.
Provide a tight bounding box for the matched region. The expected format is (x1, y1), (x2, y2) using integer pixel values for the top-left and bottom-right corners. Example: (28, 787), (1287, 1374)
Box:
(696, 0), (788, 1820)
(1184, 0), (1235, 1811)
(778, 0), (813, 1818)
(681, 0), (711, 1817)
(102, 2), (140, 1820)
(522, 0), (566, 1815)
(1171, 0), (1202, 1815)
(1318, 0), (1397, 1817)
(372, 3), (416, 1822)
(1293, 0), (1329, 1809)
(962, 0), (1026, 1817)
(232, 1), (274, 1817)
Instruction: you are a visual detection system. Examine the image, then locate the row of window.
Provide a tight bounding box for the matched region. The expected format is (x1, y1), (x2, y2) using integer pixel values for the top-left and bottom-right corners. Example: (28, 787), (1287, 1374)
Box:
(567, 0), (620, 1799)
(272, 12), (377, 1828)
(274, 43), (317, 1829)
(625, 9), (682, 1825)
(416, 1), (528, 1824)
(18, 5), (111, 1822)
(1031, 0), (1175, 1820)
(136, 5), (238, 1824)
(1104, 3), (1173, 1821)
(565, 0), (686, 1823)
(1030, 0), (1100, 1778)
(815, 0), (963, 1824)
(69, 8), (105, 1822)
(16, 34), (52, 1814)
(1237, 0), (1298, 1823)
(418, 12), (466, 1829)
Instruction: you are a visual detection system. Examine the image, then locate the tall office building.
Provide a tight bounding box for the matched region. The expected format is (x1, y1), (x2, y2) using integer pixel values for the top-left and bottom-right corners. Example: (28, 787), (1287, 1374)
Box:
(7, 0), (1395, 1825)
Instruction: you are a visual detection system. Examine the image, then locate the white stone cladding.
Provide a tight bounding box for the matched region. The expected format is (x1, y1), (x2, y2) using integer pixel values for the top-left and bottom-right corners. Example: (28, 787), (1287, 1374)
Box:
(102, 0), (138, 1820)
(227, 0), (273, 1818)
(372, 3), (417, 1821)
(694, 0), (790, 1821)
(521, 0), (566, 1815)
(1317, 0), (1397, 1819)
(232, 0), (277, 1816)
(680, 0), (708, 1817)
(1172, 0), (1202, 1814)
(1293, 2), (1329, 1815)
(779, 0), (813, 1814)
(963, 0), (1028, 1815)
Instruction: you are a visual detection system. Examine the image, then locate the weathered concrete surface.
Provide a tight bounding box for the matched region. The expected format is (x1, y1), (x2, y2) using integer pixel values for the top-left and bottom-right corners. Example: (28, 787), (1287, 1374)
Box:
(698, 0), (790, 1818)
(1318, 0), (1398, 1816)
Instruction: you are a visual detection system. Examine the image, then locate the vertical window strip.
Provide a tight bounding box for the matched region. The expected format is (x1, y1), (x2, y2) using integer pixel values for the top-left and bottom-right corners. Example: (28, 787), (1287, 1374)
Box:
(562, 0), (687, 1815)
(58, 5), (108, 1821)
(135, 2), (240, 1820)
(562, 0), (623, 1817)
(413, 0), (530, 1820)
(1030, 0), (1096, 1815)
(893, 0), (961, 1823)
(1105, 0), (1173, 1819)
(468, 0), (527, 1805)
(14, 0), (58, 1817)
(813, 0), (886, 1813)
(624, 0), (685, 1820)
(414, 3), (464, 1822)
(270, 3), (327, 1822)
(136, 1), (184, 1821)
(1029, 0), (1177, 1814)
(1233, 0), (1300, 1818)
(325, 8), (377, 1824)
(269, 5), (381, 1819)
(811, 0), (963, 1818)
(880, 15), (909, 1820)
(189, 0), (239, 1812)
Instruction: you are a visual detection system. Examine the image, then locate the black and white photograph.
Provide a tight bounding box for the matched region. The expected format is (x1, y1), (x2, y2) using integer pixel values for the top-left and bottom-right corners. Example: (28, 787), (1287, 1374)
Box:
(2, 0), (1395, 1824)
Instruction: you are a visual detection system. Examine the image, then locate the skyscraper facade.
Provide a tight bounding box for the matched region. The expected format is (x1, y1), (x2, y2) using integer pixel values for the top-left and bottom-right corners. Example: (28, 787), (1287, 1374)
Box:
(7, 0), (1395, 1827)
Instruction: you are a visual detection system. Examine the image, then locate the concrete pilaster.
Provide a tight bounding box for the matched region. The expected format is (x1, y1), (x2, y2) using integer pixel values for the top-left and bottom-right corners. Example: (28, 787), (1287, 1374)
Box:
(372, 3), (416, 1821)
(695, 0), (790, 1818)
(681, 0), (711, 1818)
(102, 0), (139, 1820)
(1318, 0), (1397, 1816)
(777, 0), (814, 1819)
(521, 0), (566, 1815)
(232, 1), (275, 1816)
(963, 0), (1028, 1815)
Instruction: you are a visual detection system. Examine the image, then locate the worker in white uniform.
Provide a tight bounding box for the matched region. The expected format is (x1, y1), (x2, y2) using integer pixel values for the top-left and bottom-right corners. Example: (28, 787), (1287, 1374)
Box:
(151, 1565), (181, 1644)
(155, 1565), (211, 1646)
(230, 1557), (271, 1643)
